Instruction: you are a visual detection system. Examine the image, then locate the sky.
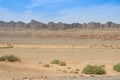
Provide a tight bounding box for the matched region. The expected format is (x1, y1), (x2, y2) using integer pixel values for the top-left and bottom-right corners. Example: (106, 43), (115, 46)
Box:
(0, 0), (120, 23)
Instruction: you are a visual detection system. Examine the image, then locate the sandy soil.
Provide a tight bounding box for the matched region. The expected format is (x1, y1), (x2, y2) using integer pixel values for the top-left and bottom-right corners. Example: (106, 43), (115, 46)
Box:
(0, 34), (120, 80)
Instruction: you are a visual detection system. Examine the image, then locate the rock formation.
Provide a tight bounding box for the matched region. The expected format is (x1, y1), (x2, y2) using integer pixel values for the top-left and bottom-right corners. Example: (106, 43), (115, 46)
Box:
(0, 20), (119, 30)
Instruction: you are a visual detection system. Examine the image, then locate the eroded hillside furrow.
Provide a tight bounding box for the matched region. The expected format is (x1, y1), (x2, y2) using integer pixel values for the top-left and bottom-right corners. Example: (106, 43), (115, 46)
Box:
(0, 29), (120, 40)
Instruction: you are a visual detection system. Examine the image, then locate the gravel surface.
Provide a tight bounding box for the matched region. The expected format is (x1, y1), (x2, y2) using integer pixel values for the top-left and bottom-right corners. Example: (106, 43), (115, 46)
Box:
(48, 75), (120, 80)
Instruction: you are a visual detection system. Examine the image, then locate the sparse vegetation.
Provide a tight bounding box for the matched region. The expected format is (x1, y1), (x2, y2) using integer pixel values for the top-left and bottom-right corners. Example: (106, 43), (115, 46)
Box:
(43, 64), (50, 68)
(50, 59), (66, 66)
(113, 63), (120, 72)
(0, 56), (6, 61)
(73, 71), (79, 74)
(63, 70), (67, 73)
(69, 70), (79, 74)
(0, 55), (21, 62)
(99, 65), (106, 68)
(57, 69), (61, 71)
(50, 59), (60, 64)
(0, 44), (13, 49)
(0, 27), (120, 79)
(82, 65), (106, 75)
(76, 69), (80, 71)
(59, 61), (66, 66)
(67, 67), (71, 69)
(6, 44), (13, 48)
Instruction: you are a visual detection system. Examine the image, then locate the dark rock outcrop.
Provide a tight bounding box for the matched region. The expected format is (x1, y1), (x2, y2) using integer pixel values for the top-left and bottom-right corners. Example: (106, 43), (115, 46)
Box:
(28, 20), (47, 29)
(0, 21), (9, 28)
(47, 22), (55, 30)
(87, 22), (100, 29)
(16, 21), (28, 28)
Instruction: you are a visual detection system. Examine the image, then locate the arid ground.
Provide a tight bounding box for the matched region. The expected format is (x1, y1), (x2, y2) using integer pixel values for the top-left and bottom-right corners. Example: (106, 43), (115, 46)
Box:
(0, 29), (120, 80)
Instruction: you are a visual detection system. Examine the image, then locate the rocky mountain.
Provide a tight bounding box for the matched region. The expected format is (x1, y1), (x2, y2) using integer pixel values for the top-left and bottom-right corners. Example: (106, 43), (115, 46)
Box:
(0, 20), (120, 30)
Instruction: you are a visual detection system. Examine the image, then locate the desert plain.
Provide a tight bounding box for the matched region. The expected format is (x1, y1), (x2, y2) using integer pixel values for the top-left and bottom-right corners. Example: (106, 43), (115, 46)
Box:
(0, 29), (120, 80)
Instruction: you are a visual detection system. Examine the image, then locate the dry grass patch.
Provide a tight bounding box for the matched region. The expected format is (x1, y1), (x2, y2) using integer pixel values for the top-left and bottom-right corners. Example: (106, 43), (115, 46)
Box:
(0, 55), (21, 62)
(50, 59), (66, 66)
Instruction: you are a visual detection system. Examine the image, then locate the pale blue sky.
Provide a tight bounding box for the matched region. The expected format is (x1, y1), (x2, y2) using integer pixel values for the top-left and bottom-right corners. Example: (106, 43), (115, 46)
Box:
(0, 0), (120, 23)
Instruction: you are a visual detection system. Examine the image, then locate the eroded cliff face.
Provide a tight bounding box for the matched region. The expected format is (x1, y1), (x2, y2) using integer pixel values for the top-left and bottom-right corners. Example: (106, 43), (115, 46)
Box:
(0, 20), (120, 30)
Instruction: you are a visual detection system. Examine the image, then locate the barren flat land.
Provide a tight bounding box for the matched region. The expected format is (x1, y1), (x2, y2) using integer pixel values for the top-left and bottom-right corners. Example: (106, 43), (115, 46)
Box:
(0, 29), (120, 80)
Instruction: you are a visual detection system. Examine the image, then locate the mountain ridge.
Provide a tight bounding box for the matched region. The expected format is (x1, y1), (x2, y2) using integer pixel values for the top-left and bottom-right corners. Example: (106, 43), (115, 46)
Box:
(0, 20), (120, 30)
